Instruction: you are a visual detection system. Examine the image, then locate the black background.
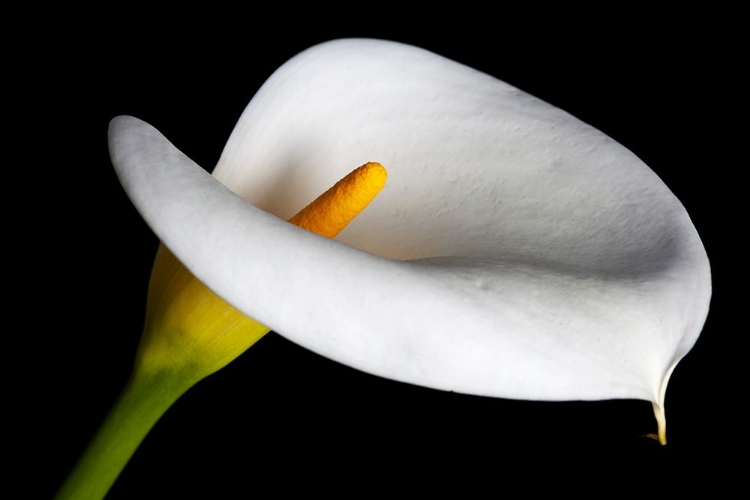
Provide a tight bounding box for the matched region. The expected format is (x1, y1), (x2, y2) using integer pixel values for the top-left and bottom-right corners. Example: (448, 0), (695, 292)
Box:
(15, 13), (739, 497)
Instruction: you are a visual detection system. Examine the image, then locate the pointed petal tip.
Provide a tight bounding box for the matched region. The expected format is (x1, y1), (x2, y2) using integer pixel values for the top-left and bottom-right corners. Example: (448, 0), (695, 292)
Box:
(652, 402), (668, 445)
(650, 362), (678, 445)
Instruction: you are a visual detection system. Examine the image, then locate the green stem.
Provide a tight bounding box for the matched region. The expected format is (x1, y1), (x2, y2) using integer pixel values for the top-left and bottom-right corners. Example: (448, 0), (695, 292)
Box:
(54, 368), (191, 500)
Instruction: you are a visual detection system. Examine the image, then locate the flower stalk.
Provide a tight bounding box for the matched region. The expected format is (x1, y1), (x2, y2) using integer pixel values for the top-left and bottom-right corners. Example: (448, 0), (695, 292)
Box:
(54, 368), (191, 500)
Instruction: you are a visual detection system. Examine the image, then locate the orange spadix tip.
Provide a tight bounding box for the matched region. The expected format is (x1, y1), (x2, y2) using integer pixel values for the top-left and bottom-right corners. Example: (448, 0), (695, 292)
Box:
(287, 162), (387, 238)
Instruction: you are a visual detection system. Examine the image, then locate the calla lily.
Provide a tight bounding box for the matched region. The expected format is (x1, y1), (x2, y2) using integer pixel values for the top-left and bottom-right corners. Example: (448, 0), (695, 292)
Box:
(61, 38), (710, 497)
(111, 38), (710, 439)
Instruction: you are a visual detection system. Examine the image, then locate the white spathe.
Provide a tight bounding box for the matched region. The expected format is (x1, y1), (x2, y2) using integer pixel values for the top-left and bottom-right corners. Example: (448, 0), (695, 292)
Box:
(109, 39), (710, 412)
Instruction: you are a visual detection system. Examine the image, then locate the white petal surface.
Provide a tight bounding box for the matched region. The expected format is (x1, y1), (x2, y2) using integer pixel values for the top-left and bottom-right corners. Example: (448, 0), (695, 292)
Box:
(110, 39), (710, 408)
